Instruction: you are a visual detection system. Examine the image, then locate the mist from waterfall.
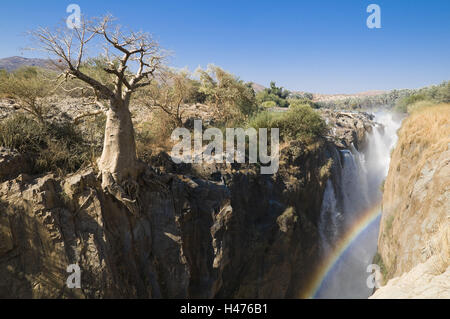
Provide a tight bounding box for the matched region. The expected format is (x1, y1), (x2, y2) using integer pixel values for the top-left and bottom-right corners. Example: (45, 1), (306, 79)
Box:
(316, 111), (402, 299)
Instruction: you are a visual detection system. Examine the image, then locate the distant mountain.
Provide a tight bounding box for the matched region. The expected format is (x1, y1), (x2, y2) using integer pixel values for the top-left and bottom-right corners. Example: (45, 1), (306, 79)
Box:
(250, 82), (266, 93)
(0, 56), (55, 72)
(293, 90), (388, 103)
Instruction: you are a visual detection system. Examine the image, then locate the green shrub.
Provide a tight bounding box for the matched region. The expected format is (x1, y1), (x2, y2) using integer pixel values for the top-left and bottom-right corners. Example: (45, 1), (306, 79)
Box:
(248, 110), (282, 130)
(393, 82), (450, 114)
(373, 252), (388, 283)
(275, 104), (328, 142)
(261, 101), (277, 108)
(0, 114), (94, 175)
(393, 103), (408, 114)
(394, 94), (427, 113)
(288, 98), (320, 109)
(248, 104), (328, 143)
(290, 92), (314, 100)
(385, 215), (395, 234)
(256, 90), (290, 108)
(434, 81), (450, 102)
(256, 81), (291, 108)
(185, 79), (207, 104)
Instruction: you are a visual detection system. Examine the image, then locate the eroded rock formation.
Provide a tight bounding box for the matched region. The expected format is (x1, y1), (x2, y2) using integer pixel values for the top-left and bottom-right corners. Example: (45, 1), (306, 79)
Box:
(372, 105), (450, 299)
(0, 110), (375, 299)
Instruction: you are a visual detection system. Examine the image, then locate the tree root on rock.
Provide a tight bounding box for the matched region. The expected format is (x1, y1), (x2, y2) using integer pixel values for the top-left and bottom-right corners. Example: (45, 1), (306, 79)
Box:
(141, 167), (171, 197)
(101, 171), (140, 216)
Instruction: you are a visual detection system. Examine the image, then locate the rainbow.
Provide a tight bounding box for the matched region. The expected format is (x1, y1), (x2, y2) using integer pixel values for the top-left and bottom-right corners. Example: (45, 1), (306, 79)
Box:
(299, 202), (383, 299)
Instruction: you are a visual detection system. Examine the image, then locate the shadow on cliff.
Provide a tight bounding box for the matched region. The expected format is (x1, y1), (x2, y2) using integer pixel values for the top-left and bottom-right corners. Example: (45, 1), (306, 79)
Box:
(0, 136), (337, 298)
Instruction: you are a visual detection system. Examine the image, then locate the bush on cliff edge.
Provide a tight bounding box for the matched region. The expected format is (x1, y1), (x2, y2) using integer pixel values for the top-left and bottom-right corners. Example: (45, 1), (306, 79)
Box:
(248, 104), (328, 143)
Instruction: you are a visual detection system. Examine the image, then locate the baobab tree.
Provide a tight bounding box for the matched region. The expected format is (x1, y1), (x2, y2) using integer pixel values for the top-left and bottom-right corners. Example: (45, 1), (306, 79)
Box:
(32, 15), (165, 212)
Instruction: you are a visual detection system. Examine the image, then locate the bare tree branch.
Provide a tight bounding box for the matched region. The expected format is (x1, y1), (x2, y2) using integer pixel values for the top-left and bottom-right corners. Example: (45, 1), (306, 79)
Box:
(31, 15), (166, 105)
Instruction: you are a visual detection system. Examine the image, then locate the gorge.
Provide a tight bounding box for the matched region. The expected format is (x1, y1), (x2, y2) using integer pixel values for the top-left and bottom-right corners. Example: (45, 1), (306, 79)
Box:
(314, 112), (402, 298)
(0, 104), (448, 299)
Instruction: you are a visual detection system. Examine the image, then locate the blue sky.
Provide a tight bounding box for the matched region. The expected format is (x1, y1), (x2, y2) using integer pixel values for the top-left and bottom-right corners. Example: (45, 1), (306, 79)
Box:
(0, 0), (449, 93)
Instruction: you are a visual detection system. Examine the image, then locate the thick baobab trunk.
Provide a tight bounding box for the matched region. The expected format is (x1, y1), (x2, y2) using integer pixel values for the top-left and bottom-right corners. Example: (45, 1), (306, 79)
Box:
(98, 99), (137, 182)
(98, 99), (140, 214)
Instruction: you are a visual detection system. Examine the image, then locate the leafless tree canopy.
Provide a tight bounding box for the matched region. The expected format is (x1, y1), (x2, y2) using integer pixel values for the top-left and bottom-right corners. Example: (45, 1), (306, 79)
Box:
(31, 15), (166, 106)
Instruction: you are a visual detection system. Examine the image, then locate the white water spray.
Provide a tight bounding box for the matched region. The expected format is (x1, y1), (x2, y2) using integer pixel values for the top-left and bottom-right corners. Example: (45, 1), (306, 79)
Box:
(316, 111), (402, 298)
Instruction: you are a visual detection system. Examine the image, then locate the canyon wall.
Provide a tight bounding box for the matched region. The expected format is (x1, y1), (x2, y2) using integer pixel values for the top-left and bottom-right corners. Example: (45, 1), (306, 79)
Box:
(0, 145), (330, 299)
(0, 110), (375, 299)
(372, 104), (450, 298)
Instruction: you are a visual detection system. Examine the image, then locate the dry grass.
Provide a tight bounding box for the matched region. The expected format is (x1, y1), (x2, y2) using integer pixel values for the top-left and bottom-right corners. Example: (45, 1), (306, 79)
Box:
(398, 103), (450, 183)
(379, 103), (450, 278)
(135, 110), (177, 162)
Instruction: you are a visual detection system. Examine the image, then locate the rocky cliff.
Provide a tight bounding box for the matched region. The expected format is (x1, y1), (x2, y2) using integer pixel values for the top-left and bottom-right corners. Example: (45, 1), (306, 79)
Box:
(0, 108), (374, 299)
(372, 104), (450, 298)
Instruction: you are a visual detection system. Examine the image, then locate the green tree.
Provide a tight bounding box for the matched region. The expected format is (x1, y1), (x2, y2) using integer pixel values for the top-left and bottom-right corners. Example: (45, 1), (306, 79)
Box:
(197, 65), (257, 124)
(0, 66), (54, 124)
(256, 81), (291, 108)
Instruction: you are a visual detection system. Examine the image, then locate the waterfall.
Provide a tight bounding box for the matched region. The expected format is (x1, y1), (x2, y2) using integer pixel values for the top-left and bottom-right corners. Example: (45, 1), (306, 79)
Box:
(319, 180), (341, 251)
(340, 147), (370, 223)
(316, 111), (402, 298)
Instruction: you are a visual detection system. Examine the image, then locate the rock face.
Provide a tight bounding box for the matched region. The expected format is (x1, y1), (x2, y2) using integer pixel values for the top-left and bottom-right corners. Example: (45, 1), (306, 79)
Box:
(371, 257), (450, 298)
(372, 104), (450, 299)
(0, 156), (325, 298)
(320, 110), (375, 150)
(0, 148), (30, 182)
(0, 110), (374, 299)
